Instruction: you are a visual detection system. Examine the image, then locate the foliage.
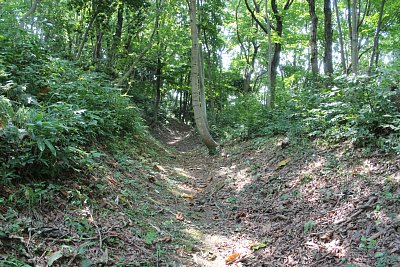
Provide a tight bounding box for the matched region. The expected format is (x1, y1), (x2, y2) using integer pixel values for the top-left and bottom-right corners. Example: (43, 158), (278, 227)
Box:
(216, 72), (400, 153)
(0, 21), (145, 181)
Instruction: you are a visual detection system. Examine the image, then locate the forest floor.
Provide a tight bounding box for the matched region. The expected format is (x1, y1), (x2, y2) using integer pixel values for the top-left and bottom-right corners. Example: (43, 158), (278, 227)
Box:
(150, 120), (400, 267)
(1, 120), (400, 266)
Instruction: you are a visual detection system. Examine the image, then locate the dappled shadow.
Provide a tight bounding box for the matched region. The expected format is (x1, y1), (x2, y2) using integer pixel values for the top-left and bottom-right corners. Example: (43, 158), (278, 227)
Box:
(156, 125), (400, 266)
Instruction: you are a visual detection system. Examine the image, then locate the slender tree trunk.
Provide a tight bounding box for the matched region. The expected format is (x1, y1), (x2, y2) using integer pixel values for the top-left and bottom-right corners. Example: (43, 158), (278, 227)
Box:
(350, 0), (359, 74)
(109, 2), (124, 67)
(189, 0), (218, 152)
(324, 0), (334, 75)
(198, 47), (209, 129)
(368, 0), (386, 74)
(308, 0), (319, 75)
(93, 21), (103, 62)
(117, 0), (161, 86)
(334, 0), (347, 74)
(269, 0), (294, 108)
(151, 57), (162, 126)
(20, 0), (41, 28)
(203, 33), (215, 122)
(265, 0), (273, 107)
(76, 12), (98, 60)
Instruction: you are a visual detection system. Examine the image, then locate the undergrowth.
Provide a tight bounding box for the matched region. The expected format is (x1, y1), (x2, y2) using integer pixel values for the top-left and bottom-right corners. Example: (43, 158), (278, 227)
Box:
(215, 72), (400, 153)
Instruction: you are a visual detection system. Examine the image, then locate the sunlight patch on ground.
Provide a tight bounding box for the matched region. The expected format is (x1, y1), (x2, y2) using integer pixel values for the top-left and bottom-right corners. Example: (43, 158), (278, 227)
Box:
(217, 165), (253, 192)
(167, 132), (192, 145)
(360, 158), (379, 174)
(188, 228), (262, 267)
(174, 167), (194, 179)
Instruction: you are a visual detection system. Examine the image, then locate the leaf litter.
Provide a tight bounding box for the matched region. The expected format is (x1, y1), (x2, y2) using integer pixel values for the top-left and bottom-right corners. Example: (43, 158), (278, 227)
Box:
(1, 120), (399, 266)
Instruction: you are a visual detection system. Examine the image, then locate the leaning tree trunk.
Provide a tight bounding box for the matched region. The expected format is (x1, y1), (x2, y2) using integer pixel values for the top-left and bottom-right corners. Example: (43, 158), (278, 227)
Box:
(20, 0), (41, 29)
(76, 12), (98, 60)
(189, 0), (218, 152)
(368, 0), (386, 74)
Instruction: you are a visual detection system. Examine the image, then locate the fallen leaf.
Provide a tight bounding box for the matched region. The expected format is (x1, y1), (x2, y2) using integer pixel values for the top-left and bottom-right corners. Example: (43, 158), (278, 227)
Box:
(162, 235), (172, 242)
(176, 212), (184, 221)
(225, 252), (240, 265)
(181, 193), (193, 199)
(207, 252), (217, 261)
(47, 250), (63, 266)
(276, 158), (290, 169)
(250, 242), (267, 251)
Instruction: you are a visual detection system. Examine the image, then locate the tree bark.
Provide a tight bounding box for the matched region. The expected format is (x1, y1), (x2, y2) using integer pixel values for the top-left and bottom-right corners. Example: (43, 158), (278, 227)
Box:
(334, 0), (347, 74)
(189, 0), (218, 152)
(151, 57), (162, 126)
(368, 0), (386, 74)
(20, 0), (41, 28)
(108, 2), (124, 67)
(324, 0), (334, 75)
(307, 0), (319, 75)
(117, 0), (161, 86)
(265, 0), (273, 107)
(350, 0), (359, 75)
(93, 21), (103, 62)
(76, 12), (98, 60)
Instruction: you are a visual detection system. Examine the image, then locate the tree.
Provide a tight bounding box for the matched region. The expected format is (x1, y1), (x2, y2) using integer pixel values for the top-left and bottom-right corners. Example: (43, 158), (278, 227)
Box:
(189, 0), (218, 152)
(324, 0), (333, 75)
(368, 0), (386, 74)
(307, 0), (319, 75)
(333, 0), (347, 73)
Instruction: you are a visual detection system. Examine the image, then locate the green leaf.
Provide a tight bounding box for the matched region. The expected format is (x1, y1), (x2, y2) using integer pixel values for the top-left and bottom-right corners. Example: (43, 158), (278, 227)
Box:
(37, 139), (45, 152)
(304, 220), (314, 234)
(47, 250), (63, 266)
(375, 252), (386, 258)
(144, 231), (157, 245)
(80, 258), (92, 267)
(44, 139), (57, 156)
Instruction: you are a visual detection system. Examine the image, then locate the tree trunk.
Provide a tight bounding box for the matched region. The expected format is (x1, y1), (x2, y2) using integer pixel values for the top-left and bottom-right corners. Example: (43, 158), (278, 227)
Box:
(269, 0), (294, 108)
(20, 0), (41, 28)
(76, 12), (98, 60)
(203, 32), (215, 122)
(307, 0), (319, 76)
(368, 0), (386, 74)
(189, 0), (218, 152)
(93, 21), (103, 62)
(350, 0), (359, 75)
(334, 0), (347, 74)
(117, 0), (160, 86)
(109, 2), (124, 67)
(324, 0), (334, 75)
(265, 0), (273, 107)
(151, 57), (162, 126)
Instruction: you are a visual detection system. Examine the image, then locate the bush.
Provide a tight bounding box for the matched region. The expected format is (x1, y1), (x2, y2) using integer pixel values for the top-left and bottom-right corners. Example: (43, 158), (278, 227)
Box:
(0, 27), (145, 181)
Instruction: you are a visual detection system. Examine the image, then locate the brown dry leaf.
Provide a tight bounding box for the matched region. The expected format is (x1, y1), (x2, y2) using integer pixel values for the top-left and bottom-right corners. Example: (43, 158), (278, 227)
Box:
(162, 235), (172, 242)
(276, 158), (290, 169)
(148, 176), (156, 183)
(207, 252), (217, 261)
(225, 252), (240, 265)
(107, 175), (118, 186)
(59, 190), (69, 198)
(176, 212), (184, 221)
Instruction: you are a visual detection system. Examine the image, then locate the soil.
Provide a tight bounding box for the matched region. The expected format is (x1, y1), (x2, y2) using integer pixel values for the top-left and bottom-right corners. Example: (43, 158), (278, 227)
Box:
(1, 120), (399, 266)
(152, 120), (400, 266)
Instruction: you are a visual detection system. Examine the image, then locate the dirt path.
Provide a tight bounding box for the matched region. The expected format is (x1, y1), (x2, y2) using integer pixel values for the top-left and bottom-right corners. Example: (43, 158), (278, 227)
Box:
(153, 121), (400, 266)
